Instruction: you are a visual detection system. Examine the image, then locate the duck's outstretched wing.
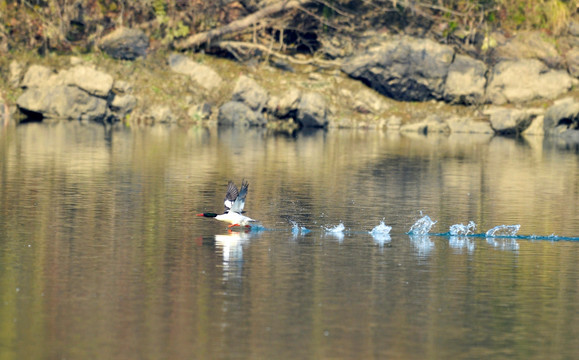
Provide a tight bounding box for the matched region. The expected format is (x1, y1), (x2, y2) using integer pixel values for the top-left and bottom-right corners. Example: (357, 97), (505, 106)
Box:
(230, 180), (248, 214)
(224, 181), (239, 212)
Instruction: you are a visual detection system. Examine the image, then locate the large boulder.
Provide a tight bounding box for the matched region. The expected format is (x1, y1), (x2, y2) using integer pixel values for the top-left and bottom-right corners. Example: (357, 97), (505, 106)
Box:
(491, 31), (562, 66)
(342, 37), (455, 102)
(99, 27), (149, 60)
(296, 92), (328, 128)
(444, 55), (487, 105)
(486, 59), (572, 104)
(21, 64), (113, 98)
(20, 65), (58, 88)
(17, 85), (107, 121)
(543, 97), (579, 135)
(168, 54), (223, 91)
(218, 101), (266, 126)
(60, 65), (113, 97)
(232, 76), (269, 112)
(17, 63), (116, 122)
(484, 106), (543, 135)
(110, 94), (137, 120)
(268, 88), (301, 118)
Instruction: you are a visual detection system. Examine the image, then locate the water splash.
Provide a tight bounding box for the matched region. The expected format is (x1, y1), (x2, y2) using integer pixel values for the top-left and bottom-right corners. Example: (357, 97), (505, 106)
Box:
(485, 224), (520, 237)
(324, 223), (345, 233)
(370, 220), (392, 246)
(449, 221), (477, 236)
(248, 223), (266, 232)
(369, 220), (392, 236)
(291, 221), (311, 236)
(324, 223), (345, 242)
(408, 215), (437, 235)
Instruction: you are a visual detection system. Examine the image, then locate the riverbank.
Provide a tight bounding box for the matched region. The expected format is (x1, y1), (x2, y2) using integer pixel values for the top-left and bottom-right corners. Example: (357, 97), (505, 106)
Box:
(2, 26), (579, 143)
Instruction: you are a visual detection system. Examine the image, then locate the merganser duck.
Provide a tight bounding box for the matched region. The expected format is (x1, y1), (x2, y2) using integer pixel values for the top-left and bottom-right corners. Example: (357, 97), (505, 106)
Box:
(197, 180), (257, 228)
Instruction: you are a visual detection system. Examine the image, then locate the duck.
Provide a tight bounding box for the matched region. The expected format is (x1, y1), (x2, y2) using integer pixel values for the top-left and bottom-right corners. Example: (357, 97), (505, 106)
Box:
(197, 180), (257, 228)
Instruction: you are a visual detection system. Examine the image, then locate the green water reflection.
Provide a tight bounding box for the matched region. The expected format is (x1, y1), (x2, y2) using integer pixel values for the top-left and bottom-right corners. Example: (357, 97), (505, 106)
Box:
(0, 122), (578, 359)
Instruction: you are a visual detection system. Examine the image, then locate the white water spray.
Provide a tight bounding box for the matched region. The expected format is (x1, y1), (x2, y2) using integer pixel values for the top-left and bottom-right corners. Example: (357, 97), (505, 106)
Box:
(408, 215), (437, 235)
(485, 224), (520, 237)
(450, 221), (477, 236)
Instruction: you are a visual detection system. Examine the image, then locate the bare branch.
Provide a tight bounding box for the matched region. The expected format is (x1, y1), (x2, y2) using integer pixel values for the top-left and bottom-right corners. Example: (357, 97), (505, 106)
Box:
(175, 0), (313, 50)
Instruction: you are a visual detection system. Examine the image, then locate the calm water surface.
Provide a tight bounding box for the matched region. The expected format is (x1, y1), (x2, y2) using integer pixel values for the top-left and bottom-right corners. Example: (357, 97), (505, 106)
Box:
(0, 121), (579, 359)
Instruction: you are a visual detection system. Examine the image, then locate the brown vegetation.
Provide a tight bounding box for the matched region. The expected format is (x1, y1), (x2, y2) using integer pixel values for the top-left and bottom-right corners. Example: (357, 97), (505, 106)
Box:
(0, 0), (576, 58)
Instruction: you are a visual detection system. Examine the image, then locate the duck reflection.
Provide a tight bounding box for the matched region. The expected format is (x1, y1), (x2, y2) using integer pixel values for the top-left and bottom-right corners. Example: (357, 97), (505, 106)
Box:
(214, 230), (260, 281)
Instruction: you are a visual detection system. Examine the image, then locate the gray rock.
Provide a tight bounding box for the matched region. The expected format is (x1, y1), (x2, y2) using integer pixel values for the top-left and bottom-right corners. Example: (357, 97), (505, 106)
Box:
(491, 31), (562, 66)
(342, 37), (454, 102)
(566, 48), (579, 78)
(560, 129), (579, 143)
(21, 64), (113, 98)
(218, 101), (265, 126)
(486, 59), (572, 104)
(148, 106), (176, 124)
(232, 75), (269, 111)
(272, 88), (300, 118)
(17, 85), (107, 121)
(9, 61), (25, 88)
(99, 27), (149, 60)
(447, 117), (493, 134)
(543, 97), (579, 135)
(168, 54), (223, 91)
(21, 65), (58, 88)
(400, 116), (450, 134)
(523, 115), (544, 136)
(110, 94), (137, 120)
(484, 106), (543, 134)
(352, 89), (389, 114)
(444, 55), (487, 105)
(113, 80), (133, 94)
(188, 103), (212, 121)
(60, 65), (113, 97)
(297, 92), (328, 128)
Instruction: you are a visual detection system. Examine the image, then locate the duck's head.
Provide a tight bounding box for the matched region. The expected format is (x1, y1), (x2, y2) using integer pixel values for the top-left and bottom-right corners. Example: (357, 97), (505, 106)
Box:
(196, 212), (218, 218)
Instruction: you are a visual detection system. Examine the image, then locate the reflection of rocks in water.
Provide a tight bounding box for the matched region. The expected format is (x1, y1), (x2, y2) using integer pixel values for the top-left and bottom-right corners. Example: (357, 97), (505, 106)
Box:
(409, 235), (434, 257)
(449, 236), (475, 253)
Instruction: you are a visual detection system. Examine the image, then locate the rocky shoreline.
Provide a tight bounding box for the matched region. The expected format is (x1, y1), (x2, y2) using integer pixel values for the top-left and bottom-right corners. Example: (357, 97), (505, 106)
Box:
(2, 26), (579, 143)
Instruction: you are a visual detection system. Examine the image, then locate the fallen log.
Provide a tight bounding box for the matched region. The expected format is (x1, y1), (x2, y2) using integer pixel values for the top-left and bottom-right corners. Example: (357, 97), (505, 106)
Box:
(174, 0), (312, 50)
